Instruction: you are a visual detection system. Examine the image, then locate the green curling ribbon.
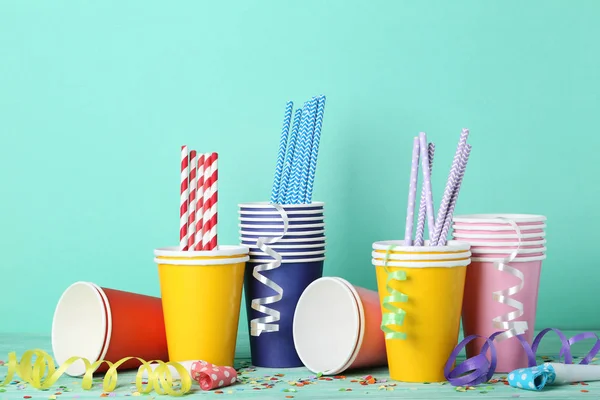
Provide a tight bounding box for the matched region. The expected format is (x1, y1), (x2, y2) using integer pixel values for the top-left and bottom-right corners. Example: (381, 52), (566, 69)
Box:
(380, 246), (408, 340)
(0, 350), (193, 396)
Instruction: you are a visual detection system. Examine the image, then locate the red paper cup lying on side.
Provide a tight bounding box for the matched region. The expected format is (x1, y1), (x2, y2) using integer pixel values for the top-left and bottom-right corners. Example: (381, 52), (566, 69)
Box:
(52, 281), (169, 377)
(293, 277), (387, 375)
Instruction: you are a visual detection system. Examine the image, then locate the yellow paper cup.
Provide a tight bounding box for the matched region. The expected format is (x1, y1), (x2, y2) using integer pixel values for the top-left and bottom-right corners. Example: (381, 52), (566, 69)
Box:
(154, 245), (249, 366)
(372, 240), (470, 383)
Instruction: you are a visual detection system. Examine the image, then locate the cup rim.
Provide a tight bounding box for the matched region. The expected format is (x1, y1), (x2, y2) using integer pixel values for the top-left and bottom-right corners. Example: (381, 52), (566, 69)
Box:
(248, 256), (325, 264)
(452, 232), (546, 239)
(239, 229), (325, 236)
(248, 250), (326, 257)
(154, 245), (249, 258)
(451, 223), (547, 232)
(372, 250), (471, 261)
(453, 214), (546, 223)
(293, 277), (362, 375)
(52, 281), (107, 377)
(372, 240), (471, 252)
(238, 217), (325, 223)
(471, 246), (546, 255)
(457, 239), (546, 247)
(238, 223), (325, 229)
(243, 243), (326, 249)
(372, 258), (471, 268)
(238, 209), (324, 216)
(471, 254), (546, 263)
(238, 201), (325, 209)
(154, 256), (249, 266)
(241, 236), (326, 243)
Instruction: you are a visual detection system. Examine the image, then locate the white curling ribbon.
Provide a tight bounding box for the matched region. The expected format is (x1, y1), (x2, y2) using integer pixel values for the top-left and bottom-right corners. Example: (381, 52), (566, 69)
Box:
(491, 218), (529, 342)
(250, 203), (288, 337)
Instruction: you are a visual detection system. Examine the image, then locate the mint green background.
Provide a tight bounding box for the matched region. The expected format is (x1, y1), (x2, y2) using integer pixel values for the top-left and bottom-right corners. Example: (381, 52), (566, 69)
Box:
(1, 1), (598, 334)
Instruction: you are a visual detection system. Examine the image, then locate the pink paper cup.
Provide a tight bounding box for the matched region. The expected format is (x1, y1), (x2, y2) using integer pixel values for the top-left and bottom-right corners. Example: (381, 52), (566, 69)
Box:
(451, 232), (545, 241)
(453, 214), (546, 225)
(293, 277), (387, 375)
(470, 247), (546, 258)
(461, 254), (546, 373)
(463, 239), (546, 249)
(452, 228), (545, 235)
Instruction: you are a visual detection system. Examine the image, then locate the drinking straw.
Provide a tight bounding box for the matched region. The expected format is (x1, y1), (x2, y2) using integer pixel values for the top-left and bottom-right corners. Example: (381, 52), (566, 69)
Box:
(193, 153), (206, 251)
(437, 143), (472, 246)
(304, 95), (326, 204)
(277, 108), (302, 204)
(186, 151), (198, 250)
(201, 153), (214, 250)
(418, 132), (436, 243)
(287, 102), (311, 204)
(404, 137), (421, 246)
(414, 142), (435, 246)
(180, 145), (190, 250)
(431, 128), (469, 246)
(270, 101), (293, 203)
(207, 153), (219, 250)
(298, 97), (318, 203)
(202, 153), (219, 250)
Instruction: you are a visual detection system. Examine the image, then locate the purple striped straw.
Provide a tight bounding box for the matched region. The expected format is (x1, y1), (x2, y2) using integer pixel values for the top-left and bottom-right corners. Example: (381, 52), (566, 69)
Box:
(404, 137), (421, 246)
(431, 128), (469, 246)
(438, 143), (472, 246)
(414, 142), (435, 246)
(418, 132), (436, 243)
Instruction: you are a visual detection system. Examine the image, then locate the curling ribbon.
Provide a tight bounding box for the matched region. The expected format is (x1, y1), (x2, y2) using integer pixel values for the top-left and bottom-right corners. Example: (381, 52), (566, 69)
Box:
(0, 350), (192, 396)
(249, 203), (288, 336)
(491, 218), (528, 341)
(445, 329), (600, 387)
(379, 246), (408, 340)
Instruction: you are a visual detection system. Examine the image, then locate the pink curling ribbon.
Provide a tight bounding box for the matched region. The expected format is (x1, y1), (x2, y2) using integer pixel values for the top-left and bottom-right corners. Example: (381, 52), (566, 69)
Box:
(190, 361), (238, 391)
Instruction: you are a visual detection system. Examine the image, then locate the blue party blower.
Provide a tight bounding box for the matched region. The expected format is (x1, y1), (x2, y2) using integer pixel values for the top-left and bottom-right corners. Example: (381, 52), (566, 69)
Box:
(508, 363), (600, 391)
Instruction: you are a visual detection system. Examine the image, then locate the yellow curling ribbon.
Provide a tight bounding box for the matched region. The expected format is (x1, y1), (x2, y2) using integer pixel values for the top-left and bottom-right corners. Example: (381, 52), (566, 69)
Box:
(0, 350), (193, 396)
(380, 246), (408, 340)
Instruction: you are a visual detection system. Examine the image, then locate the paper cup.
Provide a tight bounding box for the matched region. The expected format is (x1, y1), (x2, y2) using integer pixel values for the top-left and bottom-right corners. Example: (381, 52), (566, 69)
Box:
(244, 259), (324, 367)
(372, 250), (471, 261)
(470, 247), (546, 257)
(453, 228), (545, 235)
(239, 223), (325, 231)
(373, 240), (470, 382)
(239, 217), (324, 224)
(240, 230), (325, 238)
(452, 223), (546, 232)
(52, 282), (169, 377)
(457, 239), (546, 248)
(452, 231), (545, 240)
(239, 210), (324, 218)
(293, 277), (386, 375)
(249, 249), (326, 258)
(154, 246), (248, 366)
(462, 255), (546, 372)
(245, 243), (326, 251)
(453, 214), (547, 224)
(242, 238), (326, 246)
(239, 202), (324, 212)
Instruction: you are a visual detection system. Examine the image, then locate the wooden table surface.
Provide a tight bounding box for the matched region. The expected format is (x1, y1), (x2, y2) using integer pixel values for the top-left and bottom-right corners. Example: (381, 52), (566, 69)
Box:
(1, 331), (598, 399)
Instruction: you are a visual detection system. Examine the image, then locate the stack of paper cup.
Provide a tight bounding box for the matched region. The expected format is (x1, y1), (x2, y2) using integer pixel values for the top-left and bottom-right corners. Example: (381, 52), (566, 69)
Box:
(451, 214), (547, 373)
(371, 240), (471, 382)
(239, 202), (325, 368)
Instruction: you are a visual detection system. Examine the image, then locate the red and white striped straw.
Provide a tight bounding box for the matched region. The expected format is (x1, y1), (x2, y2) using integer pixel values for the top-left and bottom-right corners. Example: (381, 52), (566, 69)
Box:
(186, 151), (198, 250)
(193, 153), (206, 250)
(202, 153), (218, 250)
(180, 145), (190, 250)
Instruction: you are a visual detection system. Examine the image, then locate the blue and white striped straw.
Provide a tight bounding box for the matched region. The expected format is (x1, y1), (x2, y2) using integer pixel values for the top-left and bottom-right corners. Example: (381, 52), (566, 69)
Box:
(304, 95), (326, 204)
(279, 108), (303, 204)
(287, 102), (311, 204)
(270, 101), (293, 203)
(296, 97), (318, 203)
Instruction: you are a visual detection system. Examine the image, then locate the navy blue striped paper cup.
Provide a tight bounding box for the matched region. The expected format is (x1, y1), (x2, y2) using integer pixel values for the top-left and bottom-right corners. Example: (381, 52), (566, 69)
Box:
(241, 238), (326, 247)
(248, 251), (326, 261)
(239, 224), (325, 233)
(240, 231), (325, 239)
(245, 245), (326, 253)
(243, 258), (325, 367)
(239, 202), (324, 213)
(238, 217), (324, 226)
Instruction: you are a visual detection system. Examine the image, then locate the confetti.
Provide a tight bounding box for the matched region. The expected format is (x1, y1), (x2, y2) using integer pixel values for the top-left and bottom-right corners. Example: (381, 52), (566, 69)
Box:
(581, 390), (589, 393)
(0, 360), (4, 366)
(214, 391), (223, 394)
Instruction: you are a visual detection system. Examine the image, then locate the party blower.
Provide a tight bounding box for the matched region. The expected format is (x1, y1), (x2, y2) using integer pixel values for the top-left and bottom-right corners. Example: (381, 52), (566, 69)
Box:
(241, 95), (328, 368)
(508, 363), (600, 391)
